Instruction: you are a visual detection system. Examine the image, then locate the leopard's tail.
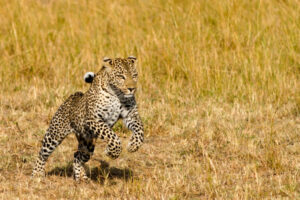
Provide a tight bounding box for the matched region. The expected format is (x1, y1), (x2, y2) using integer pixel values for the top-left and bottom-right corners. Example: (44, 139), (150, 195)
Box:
(84, 72), (95, 83)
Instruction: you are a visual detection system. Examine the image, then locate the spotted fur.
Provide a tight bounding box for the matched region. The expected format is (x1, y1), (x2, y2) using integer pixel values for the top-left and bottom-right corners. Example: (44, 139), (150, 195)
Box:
(32, 57), (144, 181)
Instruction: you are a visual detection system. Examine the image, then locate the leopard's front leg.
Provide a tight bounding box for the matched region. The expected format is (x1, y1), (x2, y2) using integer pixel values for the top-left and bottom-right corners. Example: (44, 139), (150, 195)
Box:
(85, 119), (122, 159)
(123, 106), (144, 152)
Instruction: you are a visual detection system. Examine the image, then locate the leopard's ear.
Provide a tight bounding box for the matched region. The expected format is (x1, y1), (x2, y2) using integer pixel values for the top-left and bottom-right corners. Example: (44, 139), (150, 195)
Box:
(128, 56), (137, 62)
(101, 57), (113, 72)
(103, 57), (112, 64)
(128, 56), (136, 60)
(128, 56), (137, 66)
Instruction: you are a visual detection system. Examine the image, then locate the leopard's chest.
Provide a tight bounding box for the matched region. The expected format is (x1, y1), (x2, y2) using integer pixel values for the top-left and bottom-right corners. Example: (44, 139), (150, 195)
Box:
(96, 96), (121, 127)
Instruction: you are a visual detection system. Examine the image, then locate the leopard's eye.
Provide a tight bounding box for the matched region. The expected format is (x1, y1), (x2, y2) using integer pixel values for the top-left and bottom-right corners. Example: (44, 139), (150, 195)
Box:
(117, 75), (126, 80)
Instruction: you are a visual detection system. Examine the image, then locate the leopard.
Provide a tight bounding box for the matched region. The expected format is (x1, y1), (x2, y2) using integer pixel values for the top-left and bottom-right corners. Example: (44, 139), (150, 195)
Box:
(32, 56), (144, 181)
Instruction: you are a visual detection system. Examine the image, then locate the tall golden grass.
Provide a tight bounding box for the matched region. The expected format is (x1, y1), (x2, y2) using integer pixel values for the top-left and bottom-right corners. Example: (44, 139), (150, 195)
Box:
(0, 0), (299, 199)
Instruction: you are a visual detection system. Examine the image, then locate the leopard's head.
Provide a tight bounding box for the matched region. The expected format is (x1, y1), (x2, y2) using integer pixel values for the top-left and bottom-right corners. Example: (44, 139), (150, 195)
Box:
(85, 56), (139, 98)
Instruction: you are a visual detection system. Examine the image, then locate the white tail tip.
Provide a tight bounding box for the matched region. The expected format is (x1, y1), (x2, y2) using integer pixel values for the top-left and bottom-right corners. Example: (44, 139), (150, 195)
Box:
(84, 72), (95, 83)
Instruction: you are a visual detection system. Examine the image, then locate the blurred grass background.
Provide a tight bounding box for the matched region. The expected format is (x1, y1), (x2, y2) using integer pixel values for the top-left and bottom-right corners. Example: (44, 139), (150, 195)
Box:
(0, 0), (299, 199)
(1, 0), (298, 103)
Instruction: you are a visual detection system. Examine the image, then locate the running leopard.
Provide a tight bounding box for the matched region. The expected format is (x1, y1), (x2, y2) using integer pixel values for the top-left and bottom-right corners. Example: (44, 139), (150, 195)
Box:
(32, 56), (144, 181)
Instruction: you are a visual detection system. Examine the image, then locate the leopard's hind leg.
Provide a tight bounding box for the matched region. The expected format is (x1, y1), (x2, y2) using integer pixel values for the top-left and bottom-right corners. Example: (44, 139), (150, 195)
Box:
(32, 109), (73, 177)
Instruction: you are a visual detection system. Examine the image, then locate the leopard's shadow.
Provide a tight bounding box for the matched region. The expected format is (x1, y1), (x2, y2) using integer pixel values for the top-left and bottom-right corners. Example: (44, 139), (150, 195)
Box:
(47, 160), (133, 183)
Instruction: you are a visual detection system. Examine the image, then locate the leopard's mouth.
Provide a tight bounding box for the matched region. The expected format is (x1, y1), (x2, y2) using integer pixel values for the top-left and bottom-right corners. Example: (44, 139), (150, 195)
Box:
(120, 87), (135, 97)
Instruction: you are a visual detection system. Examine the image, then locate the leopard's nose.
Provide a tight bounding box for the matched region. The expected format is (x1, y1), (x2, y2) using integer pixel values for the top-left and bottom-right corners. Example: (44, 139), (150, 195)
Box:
(128, 88), (135, 92)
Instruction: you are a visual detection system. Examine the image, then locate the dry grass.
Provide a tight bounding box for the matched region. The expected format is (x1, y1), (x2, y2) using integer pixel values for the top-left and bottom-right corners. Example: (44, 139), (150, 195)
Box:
(0, 0), (299, 199)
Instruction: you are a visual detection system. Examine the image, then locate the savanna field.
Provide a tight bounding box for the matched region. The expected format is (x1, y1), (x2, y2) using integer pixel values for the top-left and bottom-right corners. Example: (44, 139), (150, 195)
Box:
(0, 0), (299, 199)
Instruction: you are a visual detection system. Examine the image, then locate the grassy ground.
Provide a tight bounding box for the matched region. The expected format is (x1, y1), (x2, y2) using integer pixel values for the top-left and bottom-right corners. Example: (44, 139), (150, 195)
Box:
(0, 0), (299, 199)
